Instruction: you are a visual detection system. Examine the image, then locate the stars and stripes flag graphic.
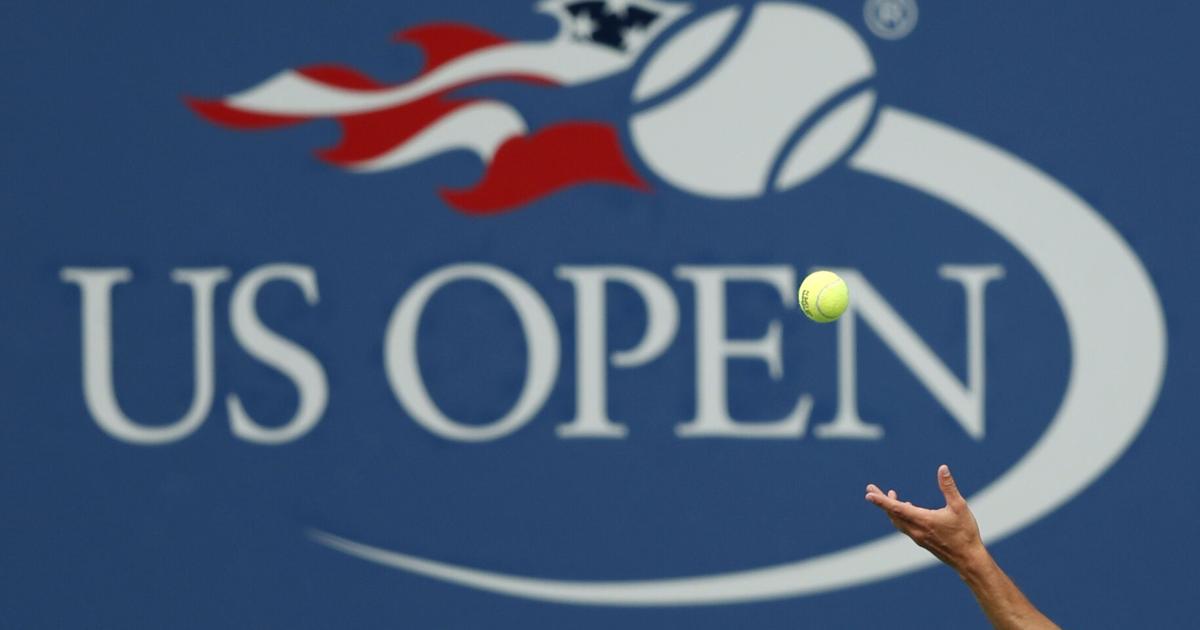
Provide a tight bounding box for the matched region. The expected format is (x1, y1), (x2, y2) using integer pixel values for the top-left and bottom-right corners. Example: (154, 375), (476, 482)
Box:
(189, 0), (688, 214)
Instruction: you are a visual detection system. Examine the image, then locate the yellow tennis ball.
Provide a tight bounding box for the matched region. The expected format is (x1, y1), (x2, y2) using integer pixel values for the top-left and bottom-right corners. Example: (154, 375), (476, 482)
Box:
(798, 270), (849, 323)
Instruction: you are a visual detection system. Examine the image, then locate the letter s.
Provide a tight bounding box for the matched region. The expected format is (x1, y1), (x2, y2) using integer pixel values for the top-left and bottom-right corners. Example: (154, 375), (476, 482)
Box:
(226, 264), (328, 444)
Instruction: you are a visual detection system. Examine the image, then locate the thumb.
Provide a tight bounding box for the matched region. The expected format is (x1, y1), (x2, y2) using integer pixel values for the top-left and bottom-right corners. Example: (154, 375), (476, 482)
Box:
(938, 464), (965, 508)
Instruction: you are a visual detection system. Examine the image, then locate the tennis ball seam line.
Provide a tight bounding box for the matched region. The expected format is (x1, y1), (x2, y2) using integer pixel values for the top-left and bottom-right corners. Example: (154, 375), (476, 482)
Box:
(813, 280), (842, 319)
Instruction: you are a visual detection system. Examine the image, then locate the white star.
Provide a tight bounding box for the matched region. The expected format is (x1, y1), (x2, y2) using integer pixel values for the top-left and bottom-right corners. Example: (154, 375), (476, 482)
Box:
(606, 0), (633, 17)
(570, 12), (598, 39)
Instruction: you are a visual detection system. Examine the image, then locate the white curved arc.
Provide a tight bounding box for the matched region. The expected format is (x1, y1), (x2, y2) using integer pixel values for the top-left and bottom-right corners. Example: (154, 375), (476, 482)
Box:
(314, 107), (1165, 606)
(346, 101), (527, 173)
(850, 108), (1165, 543)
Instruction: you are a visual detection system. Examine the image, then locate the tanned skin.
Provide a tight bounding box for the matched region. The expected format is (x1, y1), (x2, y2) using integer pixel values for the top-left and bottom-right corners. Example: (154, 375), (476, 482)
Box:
(865, 465), (1060, 630)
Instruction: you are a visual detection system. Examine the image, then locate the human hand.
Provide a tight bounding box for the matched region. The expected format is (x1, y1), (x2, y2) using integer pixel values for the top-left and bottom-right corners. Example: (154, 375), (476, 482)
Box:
(865, 464), (987, 572)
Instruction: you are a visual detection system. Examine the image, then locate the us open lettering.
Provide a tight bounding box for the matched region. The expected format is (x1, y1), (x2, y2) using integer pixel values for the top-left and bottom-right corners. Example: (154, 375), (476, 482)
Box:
(61, 263), (1002, 444)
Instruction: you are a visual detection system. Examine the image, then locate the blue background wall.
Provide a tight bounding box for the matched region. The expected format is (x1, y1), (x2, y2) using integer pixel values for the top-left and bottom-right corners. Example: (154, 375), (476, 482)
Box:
(1, 1), (1197, 627)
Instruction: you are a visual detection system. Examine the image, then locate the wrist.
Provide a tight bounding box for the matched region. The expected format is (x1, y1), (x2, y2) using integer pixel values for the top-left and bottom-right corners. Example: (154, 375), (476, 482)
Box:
(953, 542), (994, 581)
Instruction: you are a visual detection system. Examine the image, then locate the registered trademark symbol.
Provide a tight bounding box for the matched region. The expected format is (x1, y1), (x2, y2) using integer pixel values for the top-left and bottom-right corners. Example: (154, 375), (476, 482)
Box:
(864, 0), (918, 40)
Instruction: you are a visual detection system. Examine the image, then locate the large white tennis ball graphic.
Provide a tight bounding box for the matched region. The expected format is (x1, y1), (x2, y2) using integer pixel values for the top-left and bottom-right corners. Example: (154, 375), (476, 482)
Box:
(631, 2), (877, 198)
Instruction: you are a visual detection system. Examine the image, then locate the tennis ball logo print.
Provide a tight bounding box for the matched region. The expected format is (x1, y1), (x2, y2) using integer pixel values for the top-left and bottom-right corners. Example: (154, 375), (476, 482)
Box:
(798, 270), (848, 323)
(631, 3), (877, 197)
(189, 0), (1167, 608)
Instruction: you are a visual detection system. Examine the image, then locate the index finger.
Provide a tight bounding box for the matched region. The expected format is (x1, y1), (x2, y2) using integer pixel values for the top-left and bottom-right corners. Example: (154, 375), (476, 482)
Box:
(865, 489), (928, 522)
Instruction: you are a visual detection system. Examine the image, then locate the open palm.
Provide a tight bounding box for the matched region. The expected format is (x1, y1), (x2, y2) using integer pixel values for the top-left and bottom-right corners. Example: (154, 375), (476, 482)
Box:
(865, 464), (984, 570)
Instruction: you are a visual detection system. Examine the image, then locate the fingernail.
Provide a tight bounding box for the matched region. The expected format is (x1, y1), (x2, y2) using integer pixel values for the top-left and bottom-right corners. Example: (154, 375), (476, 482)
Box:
(940, 464), (950, 476)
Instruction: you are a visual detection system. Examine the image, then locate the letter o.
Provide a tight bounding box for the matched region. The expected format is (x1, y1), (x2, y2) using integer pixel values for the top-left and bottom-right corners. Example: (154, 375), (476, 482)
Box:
(384, 264), (560, 441)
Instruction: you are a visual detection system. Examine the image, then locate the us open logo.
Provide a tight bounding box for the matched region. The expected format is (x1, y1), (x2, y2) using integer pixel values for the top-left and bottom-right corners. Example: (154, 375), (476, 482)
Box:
(66, 0), (1163, 606)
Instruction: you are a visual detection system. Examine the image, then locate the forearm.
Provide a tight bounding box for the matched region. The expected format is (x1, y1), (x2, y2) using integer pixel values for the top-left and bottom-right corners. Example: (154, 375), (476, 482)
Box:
(955, 547), (1059, 630)
(865, 468), (1060, 629)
